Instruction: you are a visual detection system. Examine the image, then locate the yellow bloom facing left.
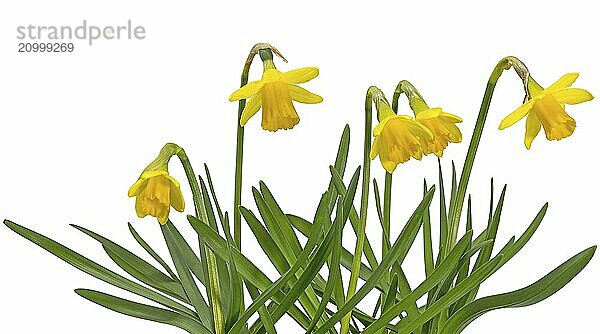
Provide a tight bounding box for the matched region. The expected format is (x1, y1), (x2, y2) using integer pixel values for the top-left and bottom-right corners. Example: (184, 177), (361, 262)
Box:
(229, 67), (323, 132)
(415, 107), (462, 157)
(370, 104), (433, 173)
(499, 73), (594, 149)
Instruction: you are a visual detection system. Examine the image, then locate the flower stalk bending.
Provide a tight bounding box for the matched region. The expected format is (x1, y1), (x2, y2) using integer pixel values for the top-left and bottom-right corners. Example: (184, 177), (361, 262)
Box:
(445, 56), (530, 258)
(231, 43), (288, 249)
(340, 86), (384, 334)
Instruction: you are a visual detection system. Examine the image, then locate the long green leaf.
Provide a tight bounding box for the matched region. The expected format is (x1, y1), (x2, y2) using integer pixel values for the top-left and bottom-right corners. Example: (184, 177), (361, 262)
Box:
(246, 284), (277, 334)
(3, 220), (197, 319)
(162, 222), (213, 326)
(441, 246), (596, 333)
(353, 231), (474, 334)
(247, 167), (361, 333)
(240, 206), (290, 274)
(220, 212), (244, 331)
(363, 254), (502, 334)
(314, 186), (435, 334)
(324, 124), (351, 216)
(329, 165), (378, 271)
(288, 213), (375, 290)
(71, 224), (188, 303)
(227, 201), (335, 333)
(307, 202), (343, 333)
(187, 212), (313, 329)
(252, 187), (321, 317)
(259, 181), (303, 257)
(422, 179), (434, 278)
(128, 222), (179, 280)
(394, 256), (503, 334)
(467, 184), (506, 302)
(75, 289), (209, 334)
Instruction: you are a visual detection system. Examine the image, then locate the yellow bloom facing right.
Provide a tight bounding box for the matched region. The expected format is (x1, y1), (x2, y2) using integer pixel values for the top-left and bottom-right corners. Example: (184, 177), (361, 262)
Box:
(229, 66), (323, 132)
(370, 103), (433, 173)
(128, 144), (185, 225)
(414, 107), (462, 157)
(499, 73), (594, 149)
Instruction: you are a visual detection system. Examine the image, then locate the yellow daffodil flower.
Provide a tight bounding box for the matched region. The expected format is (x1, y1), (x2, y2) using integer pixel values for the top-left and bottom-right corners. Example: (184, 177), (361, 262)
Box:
(128, 144), (185, 225)
(229, 66), (323, 132)
(370, 103), (433, 173)
(499, 73), (594, 149)
(415, 107), (462, 157)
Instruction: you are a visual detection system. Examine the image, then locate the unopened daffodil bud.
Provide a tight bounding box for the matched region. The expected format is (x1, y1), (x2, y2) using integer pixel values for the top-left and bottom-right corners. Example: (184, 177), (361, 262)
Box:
(128, 143), (185, 225)
(229, 48), (323, 132)
(370, 92), (433, 173)
(499, 73), (594, 149)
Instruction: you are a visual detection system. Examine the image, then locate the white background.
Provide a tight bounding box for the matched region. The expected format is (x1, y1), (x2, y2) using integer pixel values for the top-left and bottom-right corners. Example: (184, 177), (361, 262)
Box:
(1, 0), (598, 333)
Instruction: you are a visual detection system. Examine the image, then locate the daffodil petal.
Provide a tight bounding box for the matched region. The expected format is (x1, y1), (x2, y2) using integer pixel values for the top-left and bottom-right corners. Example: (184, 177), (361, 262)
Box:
(524, 112), (541, 150)
(440, 112), (463, 123)
(370, 137), (381, 160)
(381, 159), (398, 174)
(289, 85), (323, 104)
(229, 81), (264, 101)
(280, 67), (319, 84)
(403, 119), (433, 140)
(240, 94), (262, 126)
(546, 73), (579, 93)
(447, 123), (462, 142)
(141, 170), (169, 179)
(170, 183), (185, 212)
(553, 88), (594, 105)
(415, 108), (442, 120)
(499, 99), (535, 130)
(157, 210), (170, 225)
(373, 116), (393, 136)
(135, 197), (147, 218)
(128, 178), (148, 197)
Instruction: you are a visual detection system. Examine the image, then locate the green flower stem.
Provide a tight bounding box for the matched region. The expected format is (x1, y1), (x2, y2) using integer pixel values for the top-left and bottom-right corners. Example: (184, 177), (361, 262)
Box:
(233, 43), (286, 250)
(382, 173), (392, 270)
(176, 148), (225, 334)
(341, 86), (380, 334)
(377, 172), (393, 334)
(445, 56), (529, 256)
(233, 55), (251, 251)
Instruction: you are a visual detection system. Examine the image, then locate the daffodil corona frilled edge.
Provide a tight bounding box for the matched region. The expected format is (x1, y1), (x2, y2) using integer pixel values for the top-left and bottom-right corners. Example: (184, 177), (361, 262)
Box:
(128, 144), (185, 224)
(370, 87), (463, 174)
(499, 73), (594, 149)
(229, 55), (323, 132)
